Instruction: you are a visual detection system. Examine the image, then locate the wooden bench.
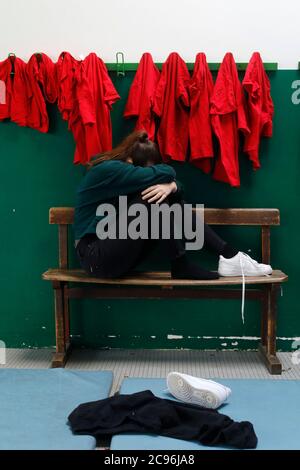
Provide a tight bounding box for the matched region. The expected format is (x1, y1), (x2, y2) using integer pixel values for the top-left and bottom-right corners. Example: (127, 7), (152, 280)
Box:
(42, 207), (288, 374)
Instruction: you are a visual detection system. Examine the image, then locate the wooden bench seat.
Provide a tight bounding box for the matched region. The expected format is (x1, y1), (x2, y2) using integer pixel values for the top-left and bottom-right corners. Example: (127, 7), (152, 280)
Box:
(42, 207), (288, 374)
(43, 268), (287, 287)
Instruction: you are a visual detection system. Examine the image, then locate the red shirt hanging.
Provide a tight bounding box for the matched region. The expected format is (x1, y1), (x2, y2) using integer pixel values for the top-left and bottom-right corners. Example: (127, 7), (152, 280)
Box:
(153, 52), (190, 162)
(0, 56), (30, 127)
(26, 53), (57, 133)
(210, 53), (250, 187)
(242, 52), (274, 169)
(10, 57), (30, 127)
(70, 58), (96, 165)
(189, 53), (214, 173)
(56, 52), (94, 163)
(56, 52), (79, 122)
(0, 58), (13, 121)
(57, 53), (120, 165)
(124, 52), (160, 140)
(78, 52), (120, 164)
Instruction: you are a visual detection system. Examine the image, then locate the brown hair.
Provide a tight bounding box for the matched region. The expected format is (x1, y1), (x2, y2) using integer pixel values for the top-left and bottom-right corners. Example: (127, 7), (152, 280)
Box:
(87, 130), (162, 168)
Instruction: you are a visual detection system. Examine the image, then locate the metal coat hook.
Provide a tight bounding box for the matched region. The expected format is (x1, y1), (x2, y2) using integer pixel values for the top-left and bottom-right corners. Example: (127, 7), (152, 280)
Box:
(35, 52), (43, 63)
(116, 52), (125, 76)
(8, 53), (16, 75)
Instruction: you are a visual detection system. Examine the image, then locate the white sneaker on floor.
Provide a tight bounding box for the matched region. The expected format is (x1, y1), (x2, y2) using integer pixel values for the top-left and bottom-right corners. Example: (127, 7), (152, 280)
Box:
(166, 372), (231, 409)
(218, 252), (272, 277)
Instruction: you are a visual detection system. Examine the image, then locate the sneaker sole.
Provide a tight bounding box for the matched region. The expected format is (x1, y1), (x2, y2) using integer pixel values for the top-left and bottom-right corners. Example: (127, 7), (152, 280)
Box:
(167, 372), (220, 409)
(218, 268), (272, 277)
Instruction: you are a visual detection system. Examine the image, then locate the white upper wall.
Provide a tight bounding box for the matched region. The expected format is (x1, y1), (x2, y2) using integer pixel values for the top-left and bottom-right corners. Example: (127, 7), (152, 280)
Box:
(0, 0), (299, 69)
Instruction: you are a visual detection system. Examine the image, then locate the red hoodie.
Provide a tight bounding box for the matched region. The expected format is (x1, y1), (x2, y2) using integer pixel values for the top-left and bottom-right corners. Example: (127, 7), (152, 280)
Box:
(242, 52), (274, 169)
(124, 53), (160, 140)
(26, 53), (57, 132)
(153, 52), (190, 162)
(210, 53), (250, 187)
(189, 53), (214, 173)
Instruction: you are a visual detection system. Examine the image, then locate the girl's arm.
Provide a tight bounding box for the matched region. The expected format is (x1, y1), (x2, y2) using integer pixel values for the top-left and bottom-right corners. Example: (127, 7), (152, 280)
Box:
(97, 160), (176, 196)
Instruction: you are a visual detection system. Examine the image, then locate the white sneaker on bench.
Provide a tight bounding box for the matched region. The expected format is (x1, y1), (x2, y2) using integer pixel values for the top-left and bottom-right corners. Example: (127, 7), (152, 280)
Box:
(167, 372), (231, 409)
(218, 252), (272, 277)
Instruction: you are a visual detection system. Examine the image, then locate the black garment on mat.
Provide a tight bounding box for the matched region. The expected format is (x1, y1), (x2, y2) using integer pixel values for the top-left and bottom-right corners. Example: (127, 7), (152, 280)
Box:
(68, 390), (257, 449)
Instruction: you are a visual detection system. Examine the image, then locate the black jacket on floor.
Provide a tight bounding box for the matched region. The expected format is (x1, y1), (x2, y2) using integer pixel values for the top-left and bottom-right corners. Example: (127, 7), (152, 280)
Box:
(68, 390), (257, 449)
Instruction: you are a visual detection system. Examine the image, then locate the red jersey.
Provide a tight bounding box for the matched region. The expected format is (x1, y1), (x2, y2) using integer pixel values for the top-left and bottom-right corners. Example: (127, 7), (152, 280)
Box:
(26, 53), (57, 132)
(189, 53), (214, 173)
(57, 53), (120, 165)
(70, 59), (96, 165)
(56, 52), (79, 122)
(0, 58), (13, 120)
(153, 52), (190, 162)
(0, 56), (30, 127)
(242, 52), (274, 169)
(124, 52), (160, 140)
(210, 53), (250, 187)
(10, 57), (30, 127)
(56, 52), (93, 163)
(78, 52), (120, 164)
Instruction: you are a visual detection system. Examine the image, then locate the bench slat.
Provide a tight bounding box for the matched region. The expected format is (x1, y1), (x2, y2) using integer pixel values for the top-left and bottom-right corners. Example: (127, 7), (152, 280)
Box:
(49, 207), (280, 226)
(202, 208), (280, 225)
(43, 268), (288, 286)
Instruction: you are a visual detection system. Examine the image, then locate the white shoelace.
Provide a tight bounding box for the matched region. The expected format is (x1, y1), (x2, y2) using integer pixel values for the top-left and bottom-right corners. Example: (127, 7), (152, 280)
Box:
(238, 252), (270, 324)
(239, 255), (246, 324)
(239, 252), (260, 266)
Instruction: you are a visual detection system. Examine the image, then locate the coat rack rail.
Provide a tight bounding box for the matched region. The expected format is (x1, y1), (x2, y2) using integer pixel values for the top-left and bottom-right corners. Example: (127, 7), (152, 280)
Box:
(106, 62), (278, 72)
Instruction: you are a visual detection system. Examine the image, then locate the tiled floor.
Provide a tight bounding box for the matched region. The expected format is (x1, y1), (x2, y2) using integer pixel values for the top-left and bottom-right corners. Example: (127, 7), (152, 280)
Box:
(1, 348), (300, 394)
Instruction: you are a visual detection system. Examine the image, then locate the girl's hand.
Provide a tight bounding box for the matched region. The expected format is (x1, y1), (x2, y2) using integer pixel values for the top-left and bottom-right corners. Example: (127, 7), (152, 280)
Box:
(141, 181), (177, 204)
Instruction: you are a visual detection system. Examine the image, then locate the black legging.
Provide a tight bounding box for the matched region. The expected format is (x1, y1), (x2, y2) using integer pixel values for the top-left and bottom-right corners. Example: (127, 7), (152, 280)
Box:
(76, 192), (227, 278)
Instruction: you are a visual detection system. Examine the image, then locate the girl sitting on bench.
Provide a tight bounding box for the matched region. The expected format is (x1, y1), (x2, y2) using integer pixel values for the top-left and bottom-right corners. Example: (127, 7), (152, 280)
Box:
(74, 130), (272, 280)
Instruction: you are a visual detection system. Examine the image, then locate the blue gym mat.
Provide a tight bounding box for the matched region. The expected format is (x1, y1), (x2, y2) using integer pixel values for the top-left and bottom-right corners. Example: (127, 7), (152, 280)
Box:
(0, 368), (113, 450)
(111, 377), (300, 450)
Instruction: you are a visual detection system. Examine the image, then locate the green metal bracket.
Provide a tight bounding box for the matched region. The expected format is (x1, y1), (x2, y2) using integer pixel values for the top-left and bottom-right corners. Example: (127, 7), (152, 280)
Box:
(105, 62), (278, 72)
(116, 52), (125, 76)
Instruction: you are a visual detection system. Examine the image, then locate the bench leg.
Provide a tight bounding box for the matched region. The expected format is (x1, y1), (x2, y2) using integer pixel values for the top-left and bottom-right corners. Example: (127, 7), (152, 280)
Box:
(260, 285), (268, 347)
(51, 281), (71, 368)
(63, 284), (71, 350)
(259, 284), (282, 374)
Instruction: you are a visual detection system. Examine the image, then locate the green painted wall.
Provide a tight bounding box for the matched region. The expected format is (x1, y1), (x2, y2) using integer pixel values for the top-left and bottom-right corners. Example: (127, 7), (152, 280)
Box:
(0, 70), (299, 351)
